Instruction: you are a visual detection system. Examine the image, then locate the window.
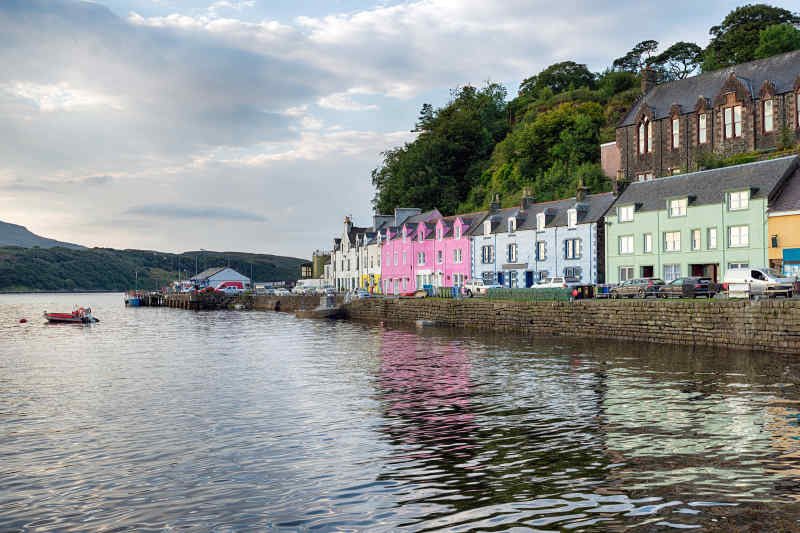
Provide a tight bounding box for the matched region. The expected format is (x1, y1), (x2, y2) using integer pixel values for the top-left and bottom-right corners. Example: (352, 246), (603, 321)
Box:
(698, 113), (707, 144)
(418, 228), (424, 242)
(647, 120), (653, 152)
(618, 205), (634, 222)
(729, 262), (749, 269)
(483, 220), (492, 235)
(729, 225), (749, 247)
(402, 278), (407, 290)
(638, 122), (646, 154)
(672, 117), (680, 149)
(394, 252), (398, 266)
(567, 209), (577, 228)
(729, 190), (749, 211)
(455, 225), (461, 240)
(565, 238), (581, 259)
(482, 271), (496, 284)
(619, 235), (634, 254)
(508, 217), (516, 233)
(708, 228), (717, 249)
(509, 270), (518, 288)
(664, 231), (681, 252)
(453, 249), (462, 264)
(402, 252), (407, 265)
(619, 266), (634, 282)
(437, 250), (443, 264)
(536, 241), (546, 261)
(417, 252), (425, 265)
(643, 233), (653, 253)
(691, 229), (701, 250)
(436, 227), (442, 241)
(664, 264), (681, 282)
(636, 172), (654, 182)
(724, 104), (742, 138)
(669, 198), (687, 217)
(764, 99), (774, 133)
(564, 266), (582, 279)
(507, 243), (518, 263)
(481, 245), (494, 264)
(537, 212), (546, 231)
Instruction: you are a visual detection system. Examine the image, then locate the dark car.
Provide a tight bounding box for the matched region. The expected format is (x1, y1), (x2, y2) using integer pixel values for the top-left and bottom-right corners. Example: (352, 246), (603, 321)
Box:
(610, 277), (665, 299)
(658, 277), (716, 299)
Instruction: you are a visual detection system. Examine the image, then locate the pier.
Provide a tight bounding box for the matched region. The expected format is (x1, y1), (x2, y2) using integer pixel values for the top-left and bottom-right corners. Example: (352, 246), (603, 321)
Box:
(130, 292), (344, 312)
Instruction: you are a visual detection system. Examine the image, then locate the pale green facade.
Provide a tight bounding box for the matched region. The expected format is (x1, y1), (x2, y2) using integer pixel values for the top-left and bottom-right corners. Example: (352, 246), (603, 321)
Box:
(605, 193), (769, 283)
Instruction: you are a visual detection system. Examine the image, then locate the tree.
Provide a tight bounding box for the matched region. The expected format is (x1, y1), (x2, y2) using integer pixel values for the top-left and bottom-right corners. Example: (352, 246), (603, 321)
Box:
(651, 42), (703, 81)
(754, 23), (800, 59)
(534, 61), (596, 94)
(703, 4), (800, 70)
(413, 103), (434, 132)
(613, 40), (659, 72)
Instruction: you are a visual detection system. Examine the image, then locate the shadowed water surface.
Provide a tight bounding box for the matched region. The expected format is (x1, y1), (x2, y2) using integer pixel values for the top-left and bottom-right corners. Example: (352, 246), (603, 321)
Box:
(2, 293), (800, 531)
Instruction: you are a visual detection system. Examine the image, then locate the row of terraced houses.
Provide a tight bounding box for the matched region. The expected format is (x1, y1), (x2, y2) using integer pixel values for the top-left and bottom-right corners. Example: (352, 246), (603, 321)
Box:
(323, 50), (800, 292)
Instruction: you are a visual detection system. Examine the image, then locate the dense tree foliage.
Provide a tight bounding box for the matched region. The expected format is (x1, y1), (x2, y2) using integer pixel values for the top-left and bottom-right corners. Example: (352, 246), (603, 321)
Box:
(371, 4), (800, 216)
(703, 4), (800, 70)
(754, 23), (800, 59)
(0, 247), (307, 291)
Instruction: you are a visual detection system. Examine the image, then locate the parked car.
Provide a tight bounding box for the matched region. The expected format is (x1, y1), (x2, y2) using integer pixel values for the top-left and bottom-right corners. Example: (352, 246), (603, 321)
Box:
(354, 289), (371, 299)
(216, 285), (243, 295)
(723, 267), (794, 298)
(610, 277), (665, 298)
(658, 277), (715, 298)
(463, 279), (502, 296)
(535, 276), (582, 288)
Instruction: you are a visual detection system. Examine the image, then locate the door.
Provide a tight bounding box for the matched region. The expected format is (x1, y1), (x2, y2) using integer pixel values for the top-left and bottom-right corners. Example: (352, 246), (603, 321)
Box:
(525, 271), (534, 288)
(497, 272), (504, 286)
(641, 266), (654, 278)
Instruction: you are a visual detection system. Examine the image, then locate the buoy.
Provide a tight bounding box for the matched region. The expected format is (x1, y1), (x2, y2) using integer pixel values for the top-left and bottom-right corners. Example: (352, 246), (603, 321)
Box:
(19, 318), (27, 323)
(572, 289), (579, 298)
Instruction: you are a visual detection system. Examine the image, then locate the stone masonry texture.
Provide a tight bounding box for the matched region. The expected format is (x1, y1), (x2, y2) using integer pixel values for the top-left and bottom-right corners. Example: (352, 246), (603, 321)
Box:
(344, 298), (800, 354)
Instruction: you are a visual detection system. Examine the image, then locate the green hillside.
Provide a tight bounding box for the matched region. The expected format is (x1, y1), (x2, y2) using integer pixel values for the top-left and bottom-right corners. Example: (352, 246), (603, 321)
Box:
(371, 4), (800, 215)
(0, 247), (307, 292)
(0, 220), (85, 249)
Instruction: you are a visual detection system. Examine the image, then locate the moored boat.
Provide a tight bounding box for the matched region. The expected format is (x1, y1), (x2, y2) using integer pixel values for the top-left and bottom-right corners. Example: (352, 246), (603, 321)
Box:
(43, 306), (99, 324)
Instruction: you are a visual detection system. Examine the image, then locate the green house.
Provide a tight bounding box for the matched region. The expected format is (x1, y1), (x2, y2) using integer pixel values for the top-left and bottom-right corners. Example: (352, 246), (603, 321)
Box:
(605, 156), (799, 283)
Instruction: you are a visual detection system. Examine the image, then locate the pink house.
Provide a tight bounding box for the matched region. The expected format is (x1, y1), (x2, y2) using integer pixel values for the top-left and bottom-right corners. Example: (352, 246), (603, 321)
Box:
(382, 211), (486, 295)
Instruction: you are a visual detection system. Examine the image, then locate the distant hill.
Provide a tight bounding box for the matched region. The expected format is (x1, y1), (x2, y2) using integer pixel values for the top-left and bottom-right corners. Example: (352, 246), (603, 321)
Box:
(0, 247), (308, 292)
(0, 220), (85, 249)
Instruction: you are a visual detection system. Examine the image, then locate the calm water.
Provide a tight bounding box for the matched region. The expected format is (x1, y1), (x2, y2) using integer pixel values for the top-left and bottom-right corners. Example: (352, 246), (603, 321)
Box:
(2, 293), (800, 532)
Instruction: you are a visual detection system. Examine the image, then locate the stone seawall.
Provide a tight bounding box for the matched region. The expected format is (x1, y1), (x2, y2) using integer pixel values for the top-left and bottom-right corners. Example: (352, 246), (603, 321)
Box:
(250, 294), (344, 312)
(344, 298), (800, 354)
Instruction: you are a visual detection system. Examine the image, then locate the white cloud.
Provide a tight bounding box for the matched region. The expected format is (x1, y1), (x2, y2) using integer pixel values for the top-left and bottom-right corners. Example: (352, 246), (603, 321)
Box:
(1, 81), (124, 112)
(318, 88), (379, 111)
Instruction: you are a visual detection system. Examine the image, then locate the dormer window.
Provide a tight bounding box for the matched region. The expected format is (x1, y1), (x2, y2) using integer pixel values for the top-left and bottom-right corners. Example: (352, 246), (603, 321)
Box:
(724, 104), (742, 139)
(508, 217), (516, 233)
(436, 227), (442, 241)
(483, 220), (491, 235)
(618, 205), (634, 222)
(536, 212), (546, 231)
(669, 198), (687, 217)
(567, 209), (577, 228)
(763, 99), (774, 133)
(418, 228), (424, 242)
(729, 190), (749, 211)
(402, 228), (407, 242)
(455, 225), (461, 240)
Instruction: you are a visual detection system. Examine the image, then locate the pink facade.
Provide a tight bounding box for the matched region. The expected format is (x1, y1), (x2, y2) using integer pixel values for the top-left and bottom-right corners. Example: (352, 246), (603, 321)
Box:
(382, 215), (477, 295)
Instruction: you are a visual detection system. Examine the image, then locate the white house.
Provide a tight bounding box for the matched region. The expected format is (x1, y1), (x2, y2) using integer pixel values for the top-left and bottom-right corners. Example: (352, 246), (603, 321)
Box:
(190, 267), (251, 289)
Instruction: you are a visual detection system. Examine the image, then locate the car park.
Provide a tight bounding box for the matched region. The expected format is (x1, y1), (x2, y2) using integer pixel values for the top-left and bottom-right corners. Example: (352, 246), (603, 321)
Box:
(535, 276), (582, 288)
(610, 278), (664, 298)
(658, 277), (715, 298)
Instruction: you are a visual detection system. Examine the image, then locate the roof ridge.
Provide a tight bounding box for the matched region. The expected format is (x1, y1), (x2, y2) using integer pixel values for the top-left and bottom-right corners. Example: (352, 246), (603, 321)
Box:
(626, 154), (799, 187)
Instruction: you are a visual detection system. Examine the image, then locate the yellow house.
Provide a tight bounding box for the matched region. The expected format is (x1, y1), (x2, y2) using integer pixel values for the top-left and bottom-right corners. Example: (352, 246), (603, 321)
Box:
(769, 173), (800, 277)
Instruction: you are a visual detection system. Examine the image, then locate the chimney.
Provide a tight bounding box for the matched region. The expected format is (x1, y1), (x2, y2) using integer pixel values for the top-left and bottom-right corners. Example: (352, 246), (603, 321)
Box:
(641, 65), (658, 94)
(576, 178), (588, 203)
(344, 215), (352, 233)
(520, 186), (534, 211)
(612, 169), (629, 197)
(489, 193), (501, 213)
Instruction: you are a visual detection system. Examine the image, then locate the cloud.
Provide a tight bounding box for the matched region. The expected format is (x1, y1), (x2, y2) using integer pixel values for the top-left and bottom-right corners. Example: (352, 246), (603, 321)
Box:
(1, 81), (124, 112)
(318, 89), (379, 111)
(125, 204), (267, 222)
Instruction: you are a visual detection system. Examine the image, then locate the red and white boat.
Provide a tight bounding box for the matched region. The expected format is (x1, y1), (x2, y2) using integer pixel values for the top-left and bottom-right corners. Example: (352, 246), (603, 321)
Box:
(43, 306), (99, 324)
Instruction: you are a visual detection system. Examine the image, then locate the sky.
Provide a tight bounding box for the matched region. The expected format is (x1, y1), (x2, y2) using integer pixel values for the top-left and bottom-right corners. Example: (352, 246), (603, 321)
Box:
(0, 0), (796, 259)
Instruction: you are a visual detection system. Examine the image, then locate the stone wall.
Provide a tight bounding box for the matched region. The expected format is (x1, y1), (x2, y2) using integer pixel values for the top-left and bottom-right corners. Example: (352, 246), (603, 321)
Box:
(344, 297), (800, 354)
(249, 294), (344, 312)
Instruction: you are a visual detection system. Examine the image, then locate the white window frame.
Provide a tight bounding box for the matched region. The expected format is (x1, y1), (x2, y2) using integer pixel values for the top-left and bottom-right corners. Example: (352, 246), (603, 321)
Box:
(691, 229), (701, 251)
(698, 113), (707, 144)
(437, 250), (443, 264)
(734, 105), (742, 137)
(455, 225), (461, 240)
(565, 238), (581, 259)
(764, 99), (774, 133)
(643, 233), (653, 253)
(507, 243), (518, 263)
(672, 117), (680, 149)
(536, 212), (546, 231)
(619, 266), (634, 282)
(729, 225), (749, 248)
(729, 190), (749, 211)
(724, 107), (733, 138)
(483, 220), (491, 235)
(394, 252), (398, 266)
(481, 245), (494, 264)
(417, 252), (425, 265)
(567, 209), (577, 228)
(536, 241), (546, 261)
(664, 231), (681, 252)
(669, 198), (687, 217)
(508, 217), (516, 233)
(638, 122), (645, 154)
(708, 227), (717, 250)
(619, 235), (634, 255)
(436, 227), (442, 241)
(647, 120), (653, 152)
(618, 205), (634, 222)
(664, 264), (681, 282)
(453, 248), (462, 264)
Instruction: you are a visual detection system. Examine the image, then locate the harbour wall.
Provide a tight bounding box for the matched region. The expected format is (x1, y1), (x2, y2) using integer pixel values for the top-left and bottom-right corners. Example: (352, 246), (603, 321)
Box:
(343, 298), (800, 354)
(249, 294), (344, 312)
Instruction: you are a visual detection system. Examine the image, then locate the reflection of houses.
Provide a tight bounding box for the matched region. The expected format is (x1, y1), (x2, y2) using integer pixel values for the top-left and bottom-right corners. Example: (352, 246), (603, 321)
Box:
(470, 186), (613, 286)
(605, 156), (800, 283)
(189, 266), (250, 289)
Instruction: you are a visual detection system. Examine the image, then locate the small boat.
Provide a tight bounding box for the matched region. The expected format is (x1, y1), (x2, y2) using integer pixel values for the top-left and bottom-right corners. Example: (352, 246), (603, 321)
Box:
(124, 291), (142, 306)
(43, 306), (99, 324)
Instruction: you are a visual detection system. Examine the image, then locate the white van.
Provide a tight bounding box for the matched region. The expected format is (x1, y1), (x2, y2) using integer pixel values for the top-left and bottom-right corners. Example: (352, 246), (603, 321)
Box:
(723, 267), (794, 298)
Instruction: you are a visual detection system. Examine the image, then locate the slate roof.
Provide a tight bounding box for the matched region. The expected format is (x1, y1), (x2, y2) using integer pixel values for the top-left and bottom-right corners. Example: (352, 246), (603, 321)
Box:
(614, 155), (800, 213)
(769, 166), (800, 213)
(620, 49), (800, 126)
(190, 267), (229, 281)
(426, 211), (489, 239)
